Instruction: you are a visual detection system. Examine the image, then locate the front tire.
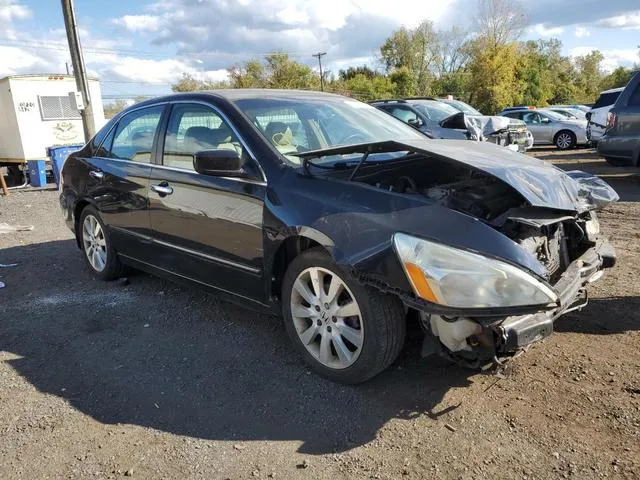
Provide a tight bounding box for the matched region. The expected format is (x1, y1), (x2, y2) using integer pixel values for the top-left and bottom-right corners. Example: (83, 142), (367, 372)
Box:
(78, 206), (126, 280)
(282, 247), (406, 384)
(554, 130), (576, 150)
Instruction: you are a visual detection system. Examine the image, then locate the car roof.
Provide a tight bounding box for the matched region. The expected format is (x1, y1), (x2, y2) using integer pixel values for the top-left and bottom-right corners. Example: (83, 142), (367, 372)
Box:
(599, 87), (625, 94)
(133, 89), (347, 107)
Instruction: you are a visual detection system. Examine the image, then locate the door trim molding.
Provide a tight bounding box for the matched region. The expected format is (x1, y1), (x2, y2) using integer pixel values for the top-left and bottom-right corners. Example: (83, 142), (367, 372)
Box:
(111, 226), (261, 275)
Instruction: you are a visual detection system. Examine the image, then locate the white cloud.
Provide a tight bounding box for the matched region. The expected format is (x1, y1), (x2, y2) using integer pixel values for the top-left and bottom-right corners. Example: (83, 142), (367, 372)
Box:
(0, 0), (30, 22)
(100, 56), (228, 84)
(569, 46), (639, 72)
(113, 14), (161, 32)
(574, 26), (590, 37)
(596, 11), (640, 29)
(530, 23), (564, 37)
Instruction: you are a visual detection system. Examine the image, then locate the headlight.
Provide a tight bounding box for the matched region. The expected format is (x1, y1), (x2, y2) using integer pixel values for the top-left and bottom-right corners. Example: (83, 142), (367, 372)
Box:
(393, 233), (558, 308)
(585, 213), (600, 238)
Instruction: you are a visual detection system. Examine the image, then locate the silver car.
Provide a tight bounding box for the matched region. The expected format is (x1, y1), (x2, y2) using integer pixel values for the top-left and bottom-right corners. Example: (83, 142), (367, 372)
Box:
(500, 109), (588, 150)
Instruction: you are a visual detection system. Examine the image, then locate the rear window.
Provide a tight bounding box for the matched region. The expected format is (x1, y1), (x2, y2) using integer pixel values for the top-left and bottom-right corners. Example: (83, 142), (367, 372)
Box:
(593, 91), (621, 109)
(628, 83), (640, 107)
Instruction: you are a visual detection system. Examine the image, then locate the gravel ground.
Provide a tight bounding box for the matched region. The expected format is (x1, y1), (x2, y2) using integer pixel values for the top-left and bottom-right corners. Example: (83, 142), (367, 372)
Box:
(0, 148), (639, 479)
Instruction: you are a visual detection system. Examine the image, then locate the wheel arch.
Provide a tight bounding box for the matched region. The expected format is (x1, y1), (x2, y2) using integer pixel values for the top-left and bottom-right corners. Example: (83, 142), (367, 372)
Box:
(554, 129), (576, 146)
(268, 229), (336, 302)
(73, 197), (98, 248)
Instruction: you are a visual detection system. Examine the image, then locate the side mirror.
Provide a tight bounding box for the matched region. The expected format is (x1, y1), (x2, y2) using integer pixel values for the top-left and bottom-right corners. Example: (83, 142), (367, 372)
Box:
(541, 117), (552, 124)
(193, 149), (244, 177)
(408, 118), (422, 128)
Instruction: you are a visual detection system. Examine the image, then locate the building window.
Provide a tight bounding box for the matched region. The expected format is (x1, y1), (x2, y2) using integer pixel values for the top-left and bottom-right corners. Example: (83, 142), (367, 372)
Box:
(38, 95), (81, 120)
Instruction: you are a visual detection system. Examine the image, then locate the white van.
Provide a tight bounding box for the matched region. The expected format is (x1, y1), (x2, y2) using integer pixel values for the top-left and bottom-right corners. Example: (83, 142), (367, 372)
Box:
(587, 87), (624, 145)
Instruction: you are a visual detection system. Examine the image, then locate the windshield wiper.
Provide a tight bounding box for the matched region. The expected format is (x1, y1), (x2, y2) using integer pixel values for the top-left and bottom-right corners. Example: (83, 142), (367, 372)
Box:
(294, 140), (411, 179)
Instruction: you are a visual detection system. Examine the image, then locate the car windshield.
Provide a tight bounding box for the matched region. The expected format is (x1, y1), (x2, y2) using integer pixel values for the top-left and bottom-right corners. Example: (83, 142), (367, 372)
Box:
(541, 110), (567, 121)
(233, 96), (426, 165)
(552, 109), (577, 119)
(412, 101), (460, 122)
(444, 99), (482, 116)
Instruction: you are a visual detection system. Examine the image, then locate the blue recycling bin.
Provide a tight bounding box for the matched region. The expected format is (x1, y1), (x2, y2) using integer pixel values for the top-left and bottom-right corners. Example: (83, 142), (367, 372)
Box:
(47, 144), (83, 187)
(27, 160), (47, 187)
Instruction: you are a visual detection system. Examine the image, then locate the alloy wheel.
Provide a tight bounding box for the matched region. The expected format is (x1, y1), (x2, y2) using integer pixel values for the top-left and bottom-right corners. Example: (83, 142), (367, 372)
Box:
(82, 214), (107, 272)
(290, 267), (363, 369)
(556, 132), (573, 149)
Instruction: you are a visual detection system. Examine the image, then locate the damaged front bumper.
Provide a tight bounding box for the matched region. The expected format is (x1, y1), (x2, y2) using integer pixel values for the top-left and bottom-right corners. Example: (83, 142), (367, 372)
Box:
(417, 240), (616, 366)
(497, 240), (615, 351)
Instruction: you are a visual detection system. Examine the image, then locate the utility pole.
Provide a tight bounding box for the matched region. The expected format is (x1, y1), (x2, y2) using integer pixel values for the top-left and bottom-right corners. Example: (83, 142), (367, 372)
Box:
(61, 0), (95, 141)
(312, 52), (326, 92)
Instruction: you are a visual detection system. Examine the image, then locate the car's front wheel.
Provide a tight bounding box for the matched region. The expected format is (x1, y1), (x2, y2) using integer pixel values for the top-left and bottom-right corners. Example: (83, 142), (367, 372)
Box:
(554, 130), (576, 150)
(79, 206), (126, 280)
(282, 247), (406, 384)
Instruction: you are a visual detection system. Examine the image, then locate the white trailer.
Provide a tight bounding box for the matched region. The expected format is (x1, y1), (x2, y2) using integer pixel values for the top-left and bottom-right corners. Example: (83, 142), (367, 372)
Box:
(0, 74), (105, 183)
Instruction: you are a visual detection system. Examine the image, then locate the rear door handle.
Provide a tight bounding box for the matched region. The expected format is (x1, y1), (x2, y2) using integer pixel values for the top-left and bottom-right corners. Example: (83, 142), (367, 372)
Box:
(89, 170), (104, 180)
(150, 183), (173, 196)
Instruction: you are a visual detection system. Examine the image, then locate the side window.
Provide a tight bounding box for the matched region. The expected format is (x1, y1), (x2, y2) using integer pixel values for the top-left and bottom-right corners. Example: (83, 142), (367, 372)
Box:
(95, 126), (116, 158)
(503, 112), (521, 120)
(522, 112), (540, 124)
(109, 106), (164, 163)
(163, 104), (245, 171)
(389, 106), (421, 124)
(88, 124), (110, 156)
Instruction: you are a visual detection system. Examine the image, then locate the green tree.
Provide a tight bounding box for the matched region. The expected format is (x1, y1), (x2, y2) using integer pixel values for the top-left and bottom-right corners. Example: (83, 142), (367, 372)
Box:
(339, 65), (377, 81)
(103, 99), (129, 118)
(228, 59), (265, 88)
(600, 66), (634, 91)
(574, 50), (604, 103)
(263, 53), (319, 89)
(380, 21), (439, 94)
(171, 73), (222, 92)
(389, 66), (416, 97)
(467, 40), (521, 113)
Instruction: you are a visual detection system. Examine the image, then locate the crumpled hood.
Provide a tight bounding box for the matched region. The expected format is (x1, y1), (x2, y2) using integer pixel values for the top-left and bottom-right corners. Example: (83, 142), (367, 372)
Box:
(398, 138), (619, 212)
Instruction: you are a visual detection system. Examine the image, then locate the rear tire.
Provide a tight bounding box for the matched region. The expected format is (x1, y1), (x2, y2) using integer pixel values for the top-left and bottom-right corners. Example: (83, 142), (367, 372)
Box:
(78, 205), (127, 281)
(282, 247), (406, 384)
(604, 156), (634, 167)
(554, 130), (576, 150)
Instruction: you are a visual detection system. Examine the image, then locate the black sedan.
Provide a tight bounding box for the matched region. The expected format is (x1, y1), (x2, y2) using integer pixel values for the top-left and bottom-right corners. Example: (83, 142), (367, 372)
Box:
(60, 90), (618, 383)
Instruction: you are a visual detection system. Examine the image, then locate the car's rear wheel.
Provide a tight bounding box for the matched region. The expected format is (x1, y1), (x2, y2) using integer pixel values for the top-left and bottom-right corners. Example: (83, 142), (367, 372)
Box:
(554, 130), (576, 150)
(79, 206), (126, 280)
(282, 247), (406, 384)
(604, 156), (633, 167)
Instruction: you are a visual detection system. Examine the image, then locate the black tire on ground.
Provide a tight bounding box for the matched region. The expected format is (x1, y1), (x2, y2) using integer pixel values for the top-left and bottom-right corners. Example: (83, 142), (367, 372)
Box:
(78, 205), (128, 281)
(604, 156), (634, 167)
(282, 247), (406, 384)
(554, 130), (576, 150)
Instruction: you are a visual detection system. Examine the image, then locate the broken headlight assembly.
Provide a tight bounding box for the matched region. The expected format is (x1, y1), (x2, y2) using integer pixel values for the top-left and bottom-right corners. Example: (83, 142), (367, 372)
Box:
(393, 233), (558, 309)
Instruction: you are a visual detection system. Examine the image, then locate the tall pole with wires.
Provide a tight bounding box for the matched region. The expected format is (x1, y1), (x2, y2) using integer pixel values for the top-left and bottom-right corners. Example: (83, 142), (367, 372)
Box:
(61, 0), (95, 141)
(312, 52), (326, 92)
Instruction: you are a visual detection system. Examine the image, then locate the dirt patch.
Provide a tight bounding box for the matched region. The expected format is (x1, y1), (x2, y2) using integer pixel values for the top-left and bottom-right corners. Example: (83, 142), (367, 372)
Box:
(0, 164), (638, 479)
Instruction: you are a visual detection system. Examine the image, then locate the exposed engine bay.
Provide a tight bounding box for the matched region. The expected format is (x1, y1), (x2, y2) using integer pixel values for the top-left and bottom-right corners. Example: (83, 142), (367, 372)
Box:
(334, 155), (608, 367)
(345, 157), (595, 284)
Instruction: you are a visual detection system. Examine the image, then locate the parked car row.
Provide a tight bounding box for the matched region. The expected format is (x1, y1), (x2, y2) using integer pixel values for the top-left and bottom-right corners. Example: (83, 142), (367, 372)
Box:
(60, 89), (618, 383)
(499, 107), (588, 150)
(370, 98), (529, 152)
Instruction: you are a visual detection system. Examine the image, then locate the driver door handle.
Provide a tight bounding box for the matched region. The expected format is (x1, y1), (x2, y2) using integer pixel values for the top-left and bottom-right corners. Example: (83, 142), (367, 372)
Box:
(151, 183), (173, 196)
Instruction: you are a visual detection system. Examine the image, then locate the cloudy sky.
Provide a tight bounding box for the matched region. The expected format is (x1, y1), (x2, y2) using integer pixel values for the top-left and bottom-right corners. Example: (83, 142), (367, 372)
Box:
(1, 0), (639, 99)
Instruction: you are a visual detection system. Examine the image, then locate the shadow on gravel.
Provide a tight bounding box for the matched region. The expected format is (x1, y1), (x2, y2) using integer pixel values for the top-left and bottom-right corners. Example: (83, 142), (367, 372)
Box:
(554, 296), (640, 335)
(1, 240), (474, 455)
